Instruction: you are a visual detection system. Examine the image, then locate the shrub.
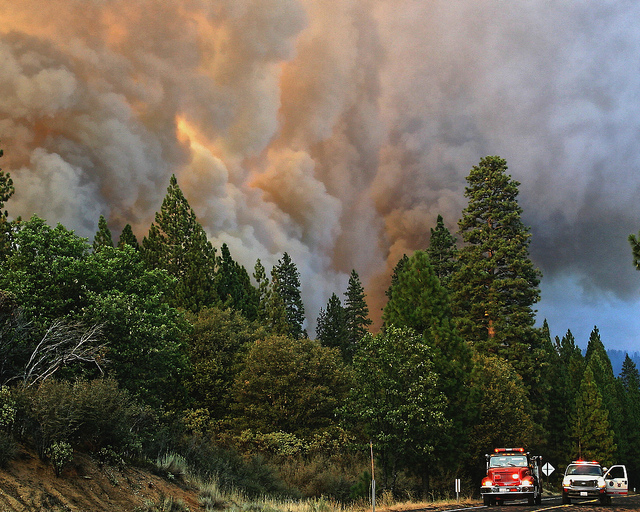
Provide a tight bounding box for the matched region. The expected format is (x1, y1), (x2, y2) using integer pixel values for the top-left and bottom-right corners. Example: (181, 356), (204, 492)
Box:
(0, 430), (17, 467)
(47, 440), (73, 477)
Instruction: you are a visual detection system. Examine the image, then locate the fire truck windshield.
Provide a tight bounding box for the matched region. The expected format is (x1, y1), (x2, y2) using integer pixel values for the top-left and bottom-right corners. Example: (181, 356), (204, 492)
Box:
(490, 455), (527, 467)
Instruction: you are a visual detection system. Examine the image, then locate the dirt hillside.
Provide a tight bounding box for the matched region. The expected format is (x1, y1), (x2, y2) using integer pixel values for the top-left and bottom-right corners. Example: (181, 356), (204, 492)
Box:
(0, 446), (205, 511)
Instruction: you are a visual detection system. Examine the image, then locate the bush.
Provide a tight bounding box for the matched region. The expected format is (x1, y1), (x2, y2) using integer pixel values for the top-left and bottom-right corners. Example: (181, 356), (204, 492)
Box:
(0, 430), (17, 467)
(47, 440), (73, 477)
(13, 377), (155, 459)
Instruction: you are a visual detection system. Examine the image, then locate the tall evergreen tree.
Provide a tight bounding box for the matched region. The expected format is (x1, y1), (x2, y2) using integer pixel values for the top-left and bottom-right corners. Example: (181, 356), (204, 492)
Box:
(571, 365), (617, 465)
(271, 252), (305, 339)
(216, 243), (258, 320)
(385, 254), (409, 303)
(451, 156), (541, 355)
(450, 155), (543, 405)
(316, 293), (349, 360)
(344, 269), (372, 353)
(584, 327), (623, 460)
(426, 214), (458, 288)
(618, 355), (640, 488)
(0, 146), (15, 261)
(253, 259), (270, 322)
(92, 215), (114, 253)
(141, 175), (217, 312)
(117, 224), (139, 250)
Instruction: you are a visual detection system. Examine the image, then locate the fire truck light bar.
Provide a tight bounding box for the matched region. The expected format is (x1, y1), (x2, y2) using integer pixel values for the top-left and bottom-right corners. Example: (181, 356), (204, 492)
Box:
(494, 448), (525, 453)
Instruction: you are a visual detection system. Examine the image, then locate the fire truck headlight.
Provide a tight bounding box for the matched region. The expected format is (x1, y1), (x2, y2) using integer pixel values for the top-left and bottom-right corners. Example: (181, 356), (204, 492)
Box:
(482, 477), (492, 487)
(512, 473), (519, 480)
(522, 477), (534, 486)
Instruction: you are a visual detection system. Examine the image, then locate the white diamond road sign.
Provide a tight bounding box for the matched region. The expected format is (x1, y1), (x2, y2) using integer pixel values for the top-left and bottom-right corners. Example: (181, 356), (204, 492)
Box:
(542, 462), (555, 476)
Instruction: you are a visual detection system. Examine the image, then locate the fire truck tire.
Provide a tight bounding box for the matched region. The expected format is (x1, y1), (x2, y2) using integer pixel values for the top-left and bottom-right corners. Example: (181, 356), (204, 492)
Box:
(535, 489), (542, 505)
(483, 496), (491, 506)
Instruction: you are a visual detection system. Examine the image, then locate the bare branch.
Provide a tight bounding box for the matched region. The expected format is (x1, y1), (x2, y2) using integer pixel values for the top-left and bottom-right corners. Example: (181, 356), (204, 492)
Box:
(20, 321), (108, 388)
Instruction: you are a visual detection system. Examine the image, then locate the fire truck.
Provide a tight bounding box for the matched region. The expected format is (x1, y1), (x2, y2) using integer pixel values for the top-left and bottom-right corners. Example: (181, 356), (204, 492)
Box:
(480, 447), (543, 506)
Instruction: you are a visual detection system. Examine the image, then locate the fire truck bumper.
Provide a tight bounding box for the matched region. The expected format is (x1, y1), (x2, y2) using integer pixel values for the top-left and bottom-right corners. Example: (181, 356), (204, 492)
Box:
(481, 485), (535, 500)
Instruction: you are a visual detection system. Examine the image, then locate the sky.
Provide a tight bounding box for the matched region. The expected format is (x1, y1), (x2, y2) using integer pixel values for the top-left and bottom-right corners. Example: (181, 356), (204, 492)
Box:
(1, 0), (640, 354)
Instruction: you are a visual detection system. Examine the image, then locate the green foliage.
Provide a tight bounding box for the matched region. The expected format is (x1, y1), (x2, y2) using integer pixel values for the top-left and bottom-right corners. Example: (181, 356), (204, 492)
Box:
(47, 440), (73, 477)
(315, 293), (349, 361)
(231, 335), (351, 439)
(343, 270), (372, 354)
(92, 215), (114, 253)
(345, 326), (447, 493)
(183, 307), (263, 420)
(469, 353), (534, 454)
(571, 366), (617, 465)
(271, 253), (306, 339)
(83, 245), (190, 407)
(141, 174), (218, 313)
(629, 230), (640, 271)
(384, 254), (409, 304)
(0, 430), (17, 468)
(216, 243), (259, 321)
(118, 224), (140, 250)
(451, 156), (541, 355)
(426, 214), (458, 287)
(0, 385), (16, 428)
(0, 216), (91, 324)
(0, 145), (14, 261)
(14, 378), (153, 460)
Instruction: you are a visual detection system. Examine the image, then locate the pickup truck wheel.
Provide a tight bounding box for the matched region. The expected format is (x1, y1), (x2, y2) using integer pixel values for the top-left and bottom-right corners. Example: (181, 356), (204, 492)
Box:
(599, 495), (611, 505)
(561, 493), (570, 505)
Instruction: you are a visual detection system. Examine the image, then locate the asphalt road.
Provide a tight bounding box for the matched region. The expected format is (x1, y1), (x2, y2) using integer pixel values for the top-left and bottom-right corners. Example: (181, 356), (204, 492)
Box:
(413, 494), (640, 512)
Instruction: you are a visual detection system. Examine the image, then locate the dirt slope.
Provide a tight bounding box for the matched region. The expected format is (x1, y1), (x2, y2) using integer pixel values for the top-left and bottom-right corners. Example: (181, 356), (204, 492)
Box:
(0, 446), (205, 512)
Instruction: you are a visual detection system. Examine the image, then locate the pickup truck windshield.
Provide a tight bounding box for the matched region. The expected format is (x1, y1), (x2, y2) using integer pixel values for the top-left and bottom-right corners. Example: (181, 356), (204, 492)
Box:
(566, 465), (602, 476)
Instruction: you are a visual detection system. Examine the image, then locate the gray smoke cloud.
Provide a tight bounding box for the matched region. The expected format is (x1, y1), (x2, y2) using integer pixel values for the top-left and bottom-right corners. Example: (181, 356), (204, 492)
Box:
(2, 0), (640, 350)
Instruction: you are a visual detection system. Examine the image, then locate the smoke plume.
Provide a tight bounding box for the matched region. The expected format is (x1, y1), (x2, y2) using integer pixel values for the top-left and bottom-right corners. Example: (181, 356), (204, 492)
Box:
(2, 0), (640, 346)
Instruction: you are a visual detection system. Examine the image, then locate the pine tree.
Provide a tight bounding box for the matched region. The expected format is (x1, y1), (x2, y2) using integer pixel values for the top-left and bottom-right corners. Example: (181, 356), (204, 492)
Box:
(426, 214), (458, 288)
(451, 156), (541, 355)
(0, 146), (15, 261)
(584, 327), (623, 460)
(271, 252), (306, 339)
(629, 230), (640, 271)
(316, 293), (349, 360)
(141, 174), (217, 312)
(571, 366), (617, 465)
(117, 224), (139, 250)
(618, 355), (640, 487)
(253, 259), (270, 322)
(344, 269), (372, 354)
(450, 155), (543, 402)
(385, 254), (409, 303)
(92, 215), (114, 253)
(216, 243), (258, 320)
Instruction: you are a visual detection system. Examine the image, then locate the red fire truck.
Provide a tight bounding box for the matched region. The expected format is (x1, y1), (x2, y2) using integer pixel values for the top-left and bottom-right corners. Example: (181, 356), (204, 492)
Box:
(480, 447), (543, 506)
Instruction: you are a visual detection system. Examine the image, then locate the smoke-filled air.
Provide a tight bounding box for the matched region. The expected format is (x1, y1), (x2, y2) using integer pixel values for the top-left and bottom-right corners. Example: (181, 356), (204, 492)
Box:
(2, 0), (640, 348)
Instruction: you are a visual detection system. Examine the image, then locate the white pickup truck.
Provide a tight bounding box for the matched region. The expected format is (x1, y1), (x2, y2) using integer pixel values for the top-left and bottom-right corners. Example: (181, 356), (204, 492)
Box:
(561, 460), (628, 505)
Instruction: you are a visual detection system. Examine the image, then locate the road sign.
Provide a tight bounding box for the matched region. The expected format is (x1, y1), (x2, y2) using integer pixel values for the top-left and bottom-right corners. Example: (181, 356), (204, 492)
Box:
(542, 462), (555, 476)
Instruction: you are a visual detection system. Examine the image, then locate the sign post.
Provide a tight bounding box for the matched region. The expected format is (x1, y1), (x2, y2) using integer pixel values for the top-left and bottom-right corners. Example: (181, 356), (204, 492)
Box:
(455, 479), (461, 501)
(542, 462), (555, 489)
(370, 441), (376, 512)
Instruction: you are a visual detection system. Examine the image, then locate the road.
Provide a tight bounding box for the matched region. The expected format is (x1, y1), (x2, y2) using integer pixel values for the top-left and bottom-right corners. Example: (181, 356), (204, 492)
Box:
(409, 494), (640, 512)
